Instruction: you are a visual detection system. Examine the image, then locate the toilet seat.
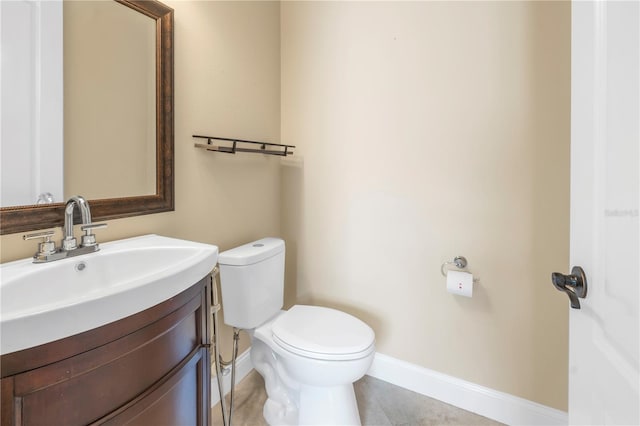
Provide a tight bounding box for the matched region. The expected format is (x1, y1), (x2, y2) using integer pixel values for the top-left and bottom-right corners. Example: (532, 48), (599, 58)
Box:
(271, 305), (375, 361)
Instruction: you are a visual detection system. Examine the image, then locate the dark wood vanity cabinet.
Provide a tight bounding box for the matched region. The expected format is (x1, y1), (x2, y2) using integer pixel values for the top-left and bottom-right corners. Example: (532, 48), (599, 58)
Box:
(1, 276), (212, 426)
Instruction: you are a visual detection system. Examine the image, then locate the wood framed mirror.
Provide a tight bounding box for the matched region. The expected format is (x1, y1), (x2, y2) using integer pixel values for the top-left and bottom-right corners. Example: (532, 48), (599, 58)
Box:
(0, 0), (174, 236)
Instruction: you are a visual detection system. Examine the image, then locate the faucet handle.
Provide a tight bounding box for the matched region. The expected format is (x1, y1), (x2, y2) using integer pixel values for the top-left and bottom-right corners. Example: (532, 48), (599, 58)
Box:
(80, 223), (107, 247)
(24, 230), (57, 255)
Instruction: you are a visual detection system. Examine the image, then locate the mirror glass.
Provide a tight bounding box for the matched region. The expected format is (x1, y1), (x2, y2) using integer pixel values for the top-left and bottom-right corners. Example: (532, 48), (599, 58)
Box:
(0, 0), (174, 235)
(64, 0), (156, 200)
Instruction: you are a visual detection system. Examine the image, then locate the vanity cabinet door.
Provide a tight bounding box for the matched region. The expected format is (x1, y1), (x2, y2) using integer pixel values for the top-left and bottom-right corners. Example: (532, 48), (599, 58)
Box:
(97, 346), (210, 425)
(0, 276), (211, 426)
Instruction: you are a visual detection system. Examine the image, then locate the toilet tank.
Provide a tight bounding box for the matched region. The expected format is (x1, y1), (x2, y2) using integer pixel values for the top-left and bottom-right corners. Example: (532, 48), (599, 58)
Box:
(217, 238), (285, 329)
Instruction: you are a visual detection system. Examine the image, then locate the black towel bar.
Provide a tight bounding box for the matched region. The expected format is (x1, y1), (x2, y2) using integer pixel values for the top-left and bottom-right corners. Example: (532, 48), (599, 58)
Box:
(193, 135), (295, 157)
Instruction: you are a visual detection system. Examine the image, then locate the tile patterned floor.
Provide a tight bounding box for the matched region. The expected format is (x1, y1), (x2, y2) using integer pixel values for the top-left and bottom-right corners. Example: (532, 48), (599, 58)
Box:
(212, 370), (503, 426)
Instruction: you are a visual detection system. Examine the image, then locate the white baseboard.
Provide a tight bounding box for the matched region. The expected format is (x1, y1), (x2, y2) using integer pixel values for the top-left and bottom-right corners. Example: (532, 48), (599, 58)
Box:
(209, 349), (568, 425)
(367, 352), (568, 426)
(210, 348), (254, 407)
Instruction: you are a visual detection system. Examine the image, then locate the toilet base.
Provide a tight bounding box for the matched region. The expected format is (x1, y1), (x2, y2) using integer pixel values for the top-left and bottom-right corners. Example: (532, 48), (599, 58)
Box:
(251, 335), (368, 425)
(258, 371), (362, 426)
(298, 384), (361, 426)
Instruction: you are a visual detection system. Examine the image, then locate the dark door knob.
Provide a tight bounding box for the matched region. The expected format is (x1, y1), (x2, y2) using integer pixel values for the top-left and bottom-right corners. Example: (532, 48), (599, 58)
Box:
(551, 266), (588, 309)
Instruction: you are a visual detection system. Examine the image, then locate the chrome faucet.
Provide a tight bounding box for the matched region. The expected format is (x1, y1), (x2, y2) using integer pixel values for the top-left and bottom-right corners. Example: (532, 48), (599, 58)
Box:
(62, 195), (92, 250)
(23, 195), (107, 263)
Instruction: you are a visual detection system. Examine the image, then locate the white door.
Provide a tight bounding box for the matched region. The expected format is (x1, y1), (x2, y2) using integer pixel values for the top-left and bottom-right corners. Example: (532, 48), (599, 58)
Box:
(568, 1), (639, 424)
(0, 0), (63, 206)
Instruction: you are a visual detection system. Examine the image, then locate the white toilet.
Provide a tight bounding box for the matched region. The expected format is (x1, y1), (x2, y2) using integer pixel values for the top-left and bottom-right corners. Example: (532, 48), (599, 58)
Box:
(218, 238), (375, 426)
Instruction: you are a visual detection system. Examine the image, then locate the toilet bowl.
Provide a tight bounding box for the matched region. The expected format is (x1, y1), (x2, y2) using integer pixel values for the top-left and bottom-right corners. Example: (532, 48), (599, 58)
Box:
(218, 238), (375, 425)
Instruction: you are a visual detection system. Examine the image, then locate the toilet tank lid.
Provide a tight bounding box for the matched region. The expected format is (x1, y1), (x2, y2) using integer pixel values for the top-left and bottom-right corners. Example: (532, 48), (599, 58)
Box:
(218, 238), (284, 266)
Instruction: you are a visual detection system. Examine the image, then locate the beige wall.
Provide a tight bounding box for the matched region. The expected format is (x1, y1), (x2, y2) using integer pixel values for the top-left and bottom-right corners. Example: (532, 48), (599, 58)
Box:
(1, 0), (282, 357)
(281, 1), (570, 410)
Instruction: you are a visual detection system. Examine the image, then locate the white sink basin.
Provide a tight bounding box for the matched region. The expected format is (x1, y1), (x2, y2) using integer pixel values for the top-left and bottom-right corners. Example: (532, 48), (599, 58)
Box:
(0, 234), (218, 355)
